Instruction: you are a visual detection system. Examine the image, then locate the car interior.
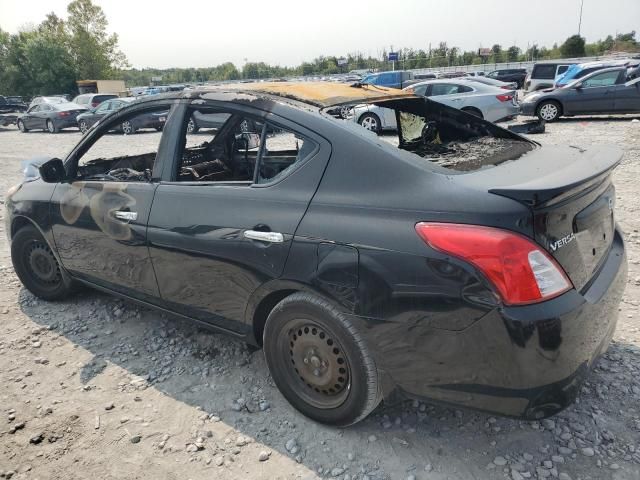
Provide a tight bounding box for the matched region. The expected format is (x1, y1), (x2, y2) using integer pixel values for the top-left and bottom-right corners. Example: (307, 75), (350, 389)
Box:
(176, 107), (316, 184)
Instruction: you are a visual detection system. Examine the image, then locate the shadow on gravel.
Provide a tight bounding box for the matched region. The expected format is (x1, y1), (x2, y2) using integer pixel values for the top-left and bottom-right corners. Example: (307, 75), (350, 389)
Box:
(18, 286), (640, 478)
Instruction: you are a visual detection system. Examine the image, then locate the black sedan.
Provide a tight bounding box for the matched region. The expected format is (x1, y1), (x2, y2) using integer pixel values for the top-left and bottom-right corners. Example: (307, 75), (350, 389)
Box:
(521, 66), (640, 121)
(17, 101), (86, 133)
(6, 83), (626, 426)
(77, 97), (168, 134)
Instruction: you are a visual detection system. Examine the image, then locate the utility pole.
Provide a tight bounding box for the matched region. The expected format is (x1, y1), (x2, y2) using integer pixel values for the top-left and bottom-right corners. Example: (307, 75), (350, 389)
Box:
(578, 0), (584, 36)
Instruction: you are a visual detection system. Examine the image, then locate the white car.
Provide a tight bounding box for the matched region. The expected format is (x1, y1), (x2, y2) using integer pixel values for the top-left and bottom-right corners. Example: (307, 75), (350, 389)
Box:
(353, 79), (519, 132)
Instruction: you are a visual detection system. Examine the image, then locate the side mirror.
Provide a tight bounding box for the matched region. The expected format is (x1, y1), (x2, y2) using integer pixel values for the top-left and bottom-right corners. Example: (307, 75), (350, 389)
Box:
(38, 158), (66, 183)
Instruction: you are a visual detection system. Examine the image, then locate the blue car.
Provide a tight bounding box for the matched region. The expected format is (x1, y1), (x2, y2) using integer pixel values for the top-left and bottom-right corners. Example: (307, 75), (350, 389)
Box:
(362, 70), (414, 89)
(555, 59), (638, 88)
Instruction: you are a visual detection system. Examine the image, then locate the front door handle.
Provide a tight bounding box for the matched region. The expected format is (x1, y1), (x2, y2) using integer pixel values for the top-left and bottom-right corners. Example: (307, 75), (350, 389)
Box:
(114, 211), (138, 221)
(244, 230), (284, 243)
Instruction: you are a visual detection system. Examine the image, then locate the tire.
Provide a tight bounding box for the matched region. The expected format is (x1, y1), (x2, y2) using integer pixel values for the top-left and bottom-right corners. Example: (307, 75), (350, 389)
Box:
(187, 117), (198, 134)
(121, 120), (136, 135)
(263, 292), (382, 426)
(358, 112), (381, 134)
(536, 100), (561, 122)
(79, 120), (89, 134)
(461, 107), (484, 119)
(17, 120), (28, 133)
(11, 225), (76, 301)
(155, 125), (164, 132)
(46, 119), (58, 134)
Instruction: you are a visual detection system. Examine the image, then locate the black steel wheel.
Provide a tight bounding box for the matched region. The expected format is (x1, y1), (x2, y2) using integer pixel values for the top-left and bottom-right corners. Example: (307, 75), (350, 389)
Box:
(11, 225), (75, 300)
(263, 293), (381, 426)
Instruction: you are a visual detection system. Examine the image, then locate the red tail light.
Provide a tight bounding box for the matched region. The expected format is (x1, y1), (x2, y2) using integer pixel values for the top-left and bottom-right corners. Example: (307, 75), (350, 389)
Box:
(57, 111), (71, 118)
(415, 223), (572, 305)
(495, 94), (513, 102)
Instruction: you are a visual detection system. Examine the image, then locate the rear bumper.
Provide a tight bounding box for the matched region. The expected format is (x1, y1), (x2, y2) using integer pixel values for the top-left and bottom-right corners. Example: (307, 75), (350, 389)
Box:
(379, 227), (627, 419)
(55, 117), (80, 129)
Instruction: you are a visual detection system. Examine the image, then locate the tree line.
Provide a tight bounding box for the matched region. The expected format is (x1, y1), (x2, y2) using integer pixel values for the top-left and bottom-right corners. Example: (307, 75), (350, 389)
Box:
(1, 0), (638, 97)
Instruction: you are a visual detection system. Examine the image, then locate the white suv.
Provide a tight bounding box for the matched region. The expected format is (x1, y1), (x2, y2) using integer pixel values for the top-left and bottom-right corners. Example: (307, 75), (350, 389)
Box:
(524, 62), (576, 92)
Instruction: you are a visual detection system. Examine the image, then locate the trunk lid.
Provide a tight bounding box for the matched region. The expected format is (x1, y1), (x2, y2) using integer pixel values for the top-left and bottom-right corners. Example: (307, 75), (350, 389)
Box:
(466, 145), (622, 291)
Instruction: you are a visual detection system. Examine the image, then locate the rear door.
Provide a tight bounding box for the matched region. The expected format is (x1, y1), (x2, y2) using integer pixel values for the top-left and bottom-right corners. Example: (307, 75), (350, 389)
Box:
(147, 102), (331, 332)
(613, 77), (640, 112)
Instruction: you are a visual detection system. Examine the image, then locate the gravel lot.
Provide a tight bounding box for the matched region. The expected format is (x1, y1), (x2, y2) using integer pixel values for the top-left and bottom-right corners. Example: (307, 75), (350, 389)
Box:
(1, 116), (640, 480)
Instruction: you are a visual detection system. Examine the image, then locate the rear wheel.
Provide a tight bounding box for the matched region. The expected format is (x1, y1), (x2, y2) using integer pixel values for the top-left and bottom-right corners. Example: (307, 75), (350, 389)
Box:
(263, 293), (382, 426)
(46, 119), (58, 134)
(536, 101), (561, 122)
(79, 120), (89, 134)
(11, 225), (75, 301)
(358, 113), (381, 134)
(17, 120), (28, 132)
(121, 120), (136, 135)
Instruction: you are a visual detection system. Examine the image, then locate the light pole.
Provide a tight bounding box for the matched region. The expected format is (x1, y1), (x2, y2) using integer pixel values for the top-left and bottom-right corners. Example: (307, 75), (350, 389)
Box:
(578, 0), (584, 36)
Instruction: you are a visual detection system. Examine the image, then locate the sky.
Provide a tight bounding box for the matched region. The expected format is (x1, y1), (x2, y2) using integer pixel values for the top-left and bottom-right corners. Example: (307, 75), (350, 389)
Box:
(1, 0), (639, 69)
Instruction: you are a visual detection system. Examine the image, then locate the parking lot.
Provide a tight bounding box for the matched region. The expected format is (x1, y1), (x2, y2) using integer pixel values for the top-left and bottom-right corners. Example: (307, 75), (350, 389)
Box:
(1, 116), (640, 480)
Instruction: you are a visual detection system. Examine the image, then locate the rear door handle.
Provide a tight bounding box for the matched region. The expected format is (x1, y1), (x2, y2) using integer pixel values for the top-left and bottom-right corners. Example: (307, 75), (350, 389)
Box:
(114, 211), (138, 221)
(244, 230), (284, 243)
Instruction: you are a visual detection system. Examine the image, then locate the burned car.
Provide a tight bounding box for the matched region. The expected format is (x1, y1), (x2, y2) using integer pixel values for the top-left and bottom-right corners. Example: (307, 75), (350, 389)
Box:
(6, 82), (626, 426)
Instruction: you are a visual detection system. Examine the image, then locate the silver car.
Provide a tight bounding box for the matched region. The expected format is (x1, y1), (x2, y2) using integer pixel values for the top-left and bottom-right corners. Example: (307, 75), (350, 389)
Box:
(353, 79), (519, 132)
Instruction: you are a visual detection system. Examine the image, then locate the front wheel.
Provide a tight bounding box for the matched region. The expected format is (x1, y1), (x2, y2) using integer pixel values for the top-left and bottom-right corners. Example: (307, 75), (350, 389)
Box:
(17, 120), (28, 132)
(263, 293), (382, 426)
(186, 117), (198, 134)
(536, 100), (561, 122)
(79, 120), (89, 134)
(11, 225), (76, 301)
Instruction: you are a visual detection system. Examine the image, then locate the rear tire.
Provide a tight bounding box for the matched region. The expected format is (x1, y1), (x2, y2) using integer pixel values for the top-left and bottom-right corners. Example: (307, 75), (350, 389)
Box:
(263, 293), (382, 426)
(187, 117), (199, 134)
(46, 119), (58, 134)
(536, 100), (561, 122)
(79, 120), (89, 134)
(358, 113), (381, 134)
(121, 120), (136, 134)
(11, 225), (76, 301)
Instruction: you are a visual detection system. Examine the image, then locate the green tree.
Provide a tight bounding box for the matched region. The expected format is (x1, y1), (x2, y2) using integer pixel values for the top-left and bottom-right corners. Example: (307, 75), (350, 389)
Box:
(507, 45), (520, 61)
(560, 35), (586, 57)
(66, 0), (128, 79)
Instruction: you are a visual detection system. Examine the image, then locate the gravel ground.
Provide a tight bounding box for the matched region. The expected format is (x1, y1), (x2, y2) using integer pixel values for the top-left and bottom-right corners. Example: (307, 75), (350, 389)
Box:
(0, 116), (639, 480)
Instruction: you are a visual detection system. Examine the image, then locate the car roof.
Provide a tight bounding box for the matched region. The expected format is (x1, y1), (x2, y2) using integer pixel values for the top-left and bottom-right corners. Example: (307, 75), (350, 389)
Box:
(185, 81), (417, 108)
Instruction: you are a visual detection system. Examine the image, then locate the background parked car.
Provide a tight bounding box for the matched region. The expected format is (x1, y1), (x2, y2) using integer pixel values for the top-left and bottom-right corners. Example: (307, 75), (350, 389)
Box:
(354, 78), (518, 132)
(486, 68), (528, 88)
(0, 95), (27, 113)
(362, 70), (414, 89)
(465, 76), (518, 91)
(520, 66), (640, 121)
(465, 71), (486, 77)
(77, 97), (168, 134)
(17, 101), (86, 133)
(28, 95), (71, 109)
(554, 59), (638, 87)
(72, 93), (119, 109)
(524, 61), (577, 91)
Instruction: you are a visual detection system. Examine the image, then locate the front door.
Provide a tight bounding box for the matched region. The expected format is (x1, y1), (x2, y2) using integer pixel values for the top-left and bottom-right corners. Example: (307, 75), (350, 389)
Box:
(50, 102), (176, 299)
(147, 102), (330, 333)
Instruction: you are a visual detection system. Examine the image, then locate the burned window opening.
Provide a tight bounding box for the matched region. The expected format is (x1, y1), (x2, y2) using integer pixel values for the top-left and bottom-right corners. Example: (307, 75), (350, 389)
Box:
(326, 97), (534, 172)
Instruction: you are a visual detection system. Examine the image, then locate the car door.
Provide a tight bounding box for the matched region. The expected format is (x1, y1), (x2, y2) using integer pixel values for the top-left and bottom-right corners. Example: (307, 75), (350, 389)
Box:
(425, 83), (464, 108)
(566, 70), (621, 113)
(146, 101), (331, 333)
(49, 100), (178, 300)
(90, 100), (112, 126)
(23, 105), (40, 128)
(613, 77), (640, 112)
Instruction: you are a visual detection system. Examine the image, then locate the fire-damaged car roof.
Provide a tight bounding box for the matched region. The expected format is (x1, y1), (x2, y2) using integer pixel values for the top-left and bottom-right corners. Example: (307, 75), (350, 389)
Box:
(179, 81), (418, 108)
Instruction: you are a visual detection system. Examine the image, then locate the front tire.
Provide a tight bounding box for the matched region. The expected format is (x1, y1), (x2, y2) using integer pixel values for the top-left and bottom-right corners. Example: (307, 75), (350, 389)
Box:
(11, 225), (75, 301)
(187, 117), (198, 134)
(358, 112), (381, 134)
(79, 120), (89, 134)
(536, 100), (561, 122)
(17, 120), (28, 132)
(263, 293), (382, 426)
